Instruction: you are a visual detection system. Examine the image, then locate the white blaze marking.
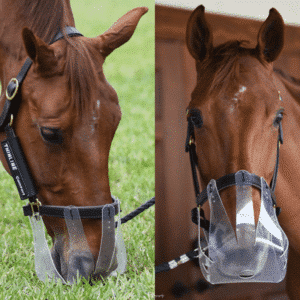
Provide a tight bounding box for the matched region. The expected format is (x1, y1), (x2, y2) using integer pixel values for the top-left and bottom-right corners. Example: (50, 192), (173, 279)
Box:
(233, 86), (247, 102)
(230, 86), (247, 113)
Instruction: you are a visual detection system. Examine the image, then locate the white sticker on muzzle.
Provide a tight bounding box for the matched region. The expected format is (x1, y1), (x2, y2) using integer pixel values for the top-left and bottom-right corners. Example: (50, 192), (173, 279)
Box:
(198, 171), (289, 284)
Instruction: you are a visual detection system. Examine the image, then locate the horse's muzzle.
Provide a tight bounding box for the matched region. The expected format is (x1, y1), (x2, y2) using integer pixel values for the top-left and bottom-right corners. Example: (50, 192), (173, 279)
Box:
(28, 200), (126, 285)
(197, 170), (289, 284)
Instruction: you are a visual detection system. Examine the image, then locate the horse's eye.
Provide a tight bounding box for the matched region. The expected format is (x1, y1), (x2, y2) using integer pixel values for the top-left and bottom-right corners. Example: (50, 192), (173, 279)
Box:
(40, 127), (63, 144)
(189, 108), (203, 128)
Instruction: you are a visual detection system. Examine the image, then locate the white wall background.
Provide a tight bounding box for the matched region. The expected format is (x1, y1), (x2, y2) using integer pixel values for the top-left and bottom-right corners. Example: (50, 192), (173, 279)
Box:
(155, 0), (300, 25)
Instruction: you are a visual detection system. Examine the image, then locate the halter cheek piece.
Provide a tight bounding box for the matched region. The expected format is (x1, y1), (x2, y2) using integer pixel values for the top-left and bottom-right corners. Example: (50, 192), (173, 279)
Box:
(185, 97), (284, 228)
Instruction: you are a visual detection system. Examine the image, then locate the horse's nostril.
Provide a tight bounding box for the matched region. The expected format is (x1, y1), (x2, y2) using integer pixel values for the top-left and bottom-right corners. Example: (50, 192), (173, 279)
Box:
(67, 250), (95, 284)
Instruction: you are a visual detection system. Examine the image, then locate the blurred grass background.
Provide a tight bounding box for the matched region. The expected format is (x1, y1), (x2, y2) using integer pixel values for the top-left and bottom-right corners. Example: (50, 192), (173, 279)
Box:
(0, 0), (154, 299)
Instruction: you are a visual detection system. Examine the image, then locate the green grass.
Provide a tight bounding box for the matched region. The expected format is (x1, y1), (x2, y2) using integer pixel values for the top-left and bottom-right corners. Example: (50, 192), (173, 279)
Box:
(0, 0), (154, 299)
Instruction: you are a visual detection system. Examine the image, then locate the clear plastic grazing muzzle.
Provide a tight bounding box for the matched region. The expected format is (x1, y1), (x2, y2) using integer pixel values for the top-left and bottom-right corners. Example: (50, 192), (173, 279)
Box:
(198, 170), (288, 284)
(28, 198), (127, 285)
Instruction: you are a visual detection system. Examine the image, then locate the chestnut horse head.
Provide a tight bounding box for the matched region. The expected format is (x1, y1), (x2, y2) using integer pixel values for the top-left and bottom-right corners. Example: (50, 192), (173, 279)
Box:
(186, 6), (285, 230)
(0, 0), (147, 282)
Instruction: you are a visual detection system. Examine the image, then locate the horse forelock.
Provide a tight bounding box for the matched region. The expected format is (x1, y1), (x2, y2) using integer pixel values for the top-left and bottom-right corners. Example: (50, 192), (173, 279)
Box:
(64, 38), (99, 119)
(197, 40), (263, 98)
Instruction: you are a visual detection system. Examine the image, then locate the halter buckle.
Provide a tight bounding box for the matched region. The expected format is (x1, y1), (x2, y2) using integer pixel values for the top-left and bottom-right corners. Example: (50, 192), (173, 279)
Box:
(6, 78), (19, 100)
(30, 199), (42, 217)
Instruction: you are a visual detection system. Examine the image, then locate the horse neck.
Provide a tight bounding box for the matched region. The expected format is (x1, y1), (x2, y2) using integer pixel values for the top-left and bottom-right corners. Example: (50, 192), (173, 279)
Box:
(0, 0), (75, 90)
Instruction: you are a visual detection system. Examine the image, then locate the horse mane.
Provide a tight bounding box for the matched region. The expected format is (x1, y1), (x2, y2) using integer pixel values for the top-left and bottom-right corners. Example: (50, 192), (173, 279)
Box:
(16, 0), (96, 117)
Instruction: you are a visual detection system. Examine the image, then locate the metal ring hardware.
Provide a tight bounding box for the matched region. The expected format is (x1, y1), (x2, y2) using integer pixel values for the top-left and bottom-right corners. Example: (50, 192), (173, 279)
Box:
(9, 115), (13, 127)
(6, 78), (19, 100)
(30, 199), (42, 217)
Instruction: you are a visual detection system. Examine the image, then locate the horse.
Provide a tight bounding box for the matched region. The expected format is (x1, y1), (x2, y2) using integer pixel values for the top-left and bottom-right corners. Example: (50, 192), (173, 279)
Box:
(0, 0), (147, 283)
(186, 5), (300, 300)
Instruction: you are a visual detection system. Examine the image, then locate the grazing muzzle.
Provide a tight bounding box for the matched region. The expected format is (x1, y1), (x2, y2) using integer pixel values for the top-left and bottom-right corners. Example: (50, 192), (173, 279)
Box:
(28, 198), (127, 285)
(197, 170), (288, 284)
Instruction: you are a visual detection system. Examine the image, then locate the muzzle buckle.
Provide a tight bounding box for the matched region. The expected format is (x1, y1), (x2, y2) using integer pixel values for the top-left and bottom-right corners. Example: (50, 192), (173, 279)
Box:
(30, 199), (41, 218)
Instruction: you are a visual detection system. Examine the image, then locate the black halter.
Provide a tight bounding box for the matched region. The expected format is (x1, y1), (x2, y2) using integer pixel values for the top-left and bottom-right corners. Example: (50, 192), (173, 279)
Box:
(0, 27), (83, 131)
(185, 100), (283, 228)
(0, 27), (119, 219)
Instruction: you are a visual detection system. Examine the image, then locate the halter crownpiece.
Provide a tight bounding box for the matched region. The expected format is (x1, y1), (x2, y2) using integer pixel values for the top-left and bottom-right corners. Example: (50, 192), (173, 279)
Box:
(186, 91), (288, 284)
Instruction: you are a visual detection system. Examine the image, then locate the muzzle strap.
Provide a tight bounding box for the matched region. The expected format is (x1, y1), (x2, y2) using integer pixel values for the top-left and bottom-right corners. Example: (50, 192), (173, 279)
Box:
(28, 198), (126, 285)
(94, 205), (116, 277)
(28, 215), (67, 284)
(196, 172), (261, 206)
(23, 196), (120, 218)
(64, 207), (95, 284)
(112, 199), (127, 275)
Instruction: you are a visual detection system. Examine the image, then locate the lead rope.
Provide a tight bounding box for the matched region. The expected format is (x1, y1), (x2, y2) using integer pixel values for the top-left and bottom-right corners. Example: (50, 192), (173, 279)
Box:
(116, 197), (155, 227)
(156, 112), (204, 274)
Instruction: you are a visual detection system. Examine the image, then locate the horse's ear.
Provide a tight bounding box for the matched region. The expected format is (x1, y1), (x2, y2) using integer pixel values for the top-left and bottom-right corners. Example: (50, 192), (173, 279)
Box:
(186, 5), (213, 61)
(97, 7), (148, 57)
(22, 27), (57, 72)
(256, 8), (284, 63)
